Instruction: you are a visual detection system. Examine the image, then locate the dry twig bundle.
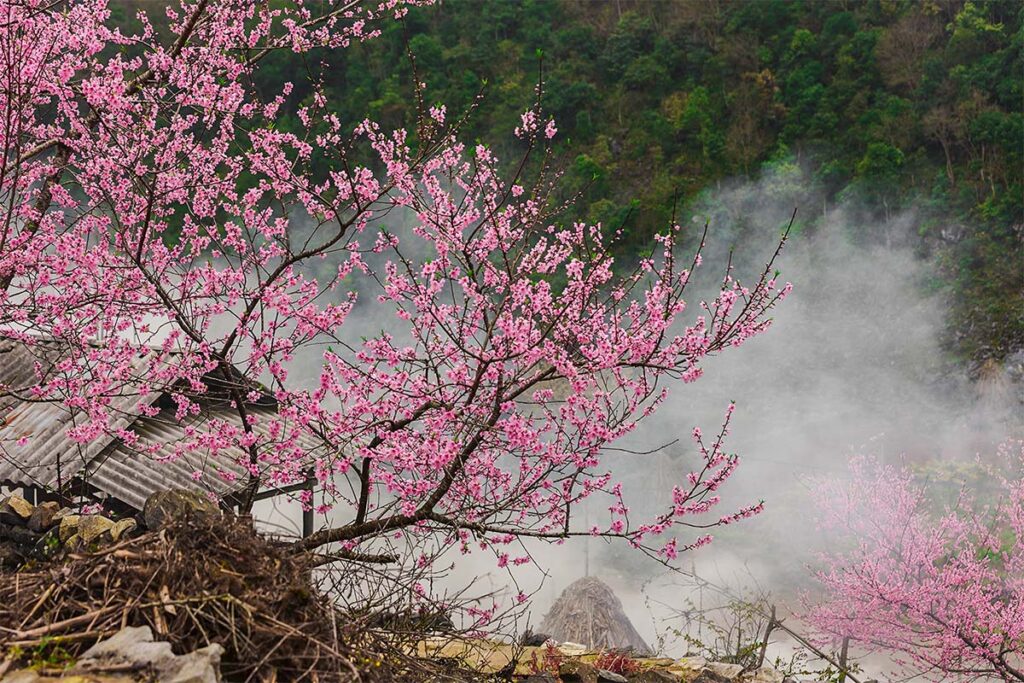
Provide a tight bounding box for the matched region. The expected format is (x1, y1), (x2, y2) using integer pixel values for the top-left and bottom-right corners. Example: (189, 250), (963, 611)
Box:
(0, 516), (451, 681)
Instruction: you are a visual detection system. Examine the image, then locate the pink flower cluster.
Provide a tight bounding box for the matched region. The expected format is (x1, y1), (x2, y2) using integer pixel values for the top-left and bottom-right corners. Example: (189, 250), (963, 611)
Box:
(0, 0), (790, 577)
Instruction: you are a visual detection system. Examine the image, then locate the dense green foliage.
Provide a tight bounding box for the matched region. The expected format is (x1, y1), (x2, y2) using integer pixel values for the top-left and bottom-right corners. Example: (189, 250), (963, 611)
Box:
(135, 0), (1024, 361)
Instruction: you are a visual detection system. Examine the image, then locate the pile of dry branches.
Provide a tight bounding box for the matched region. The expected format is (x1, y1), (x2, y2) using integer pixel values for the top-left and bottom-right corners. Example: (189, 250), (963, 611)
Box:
(0, 515), (449, 681)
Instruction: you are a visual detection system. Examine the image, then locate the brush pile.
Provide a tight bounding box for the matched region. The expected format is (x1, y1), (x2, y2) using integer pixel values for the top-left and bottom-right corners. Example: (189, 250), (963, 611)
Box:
(540, 577), (651, 655)
(0, 514), (415, 681)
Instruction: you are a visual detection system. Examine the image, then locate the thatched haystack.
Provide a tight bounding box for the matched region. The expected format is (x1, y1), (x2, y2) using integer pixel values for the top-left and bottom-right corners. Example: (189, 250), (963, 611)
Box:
(539, 576), (651, 654)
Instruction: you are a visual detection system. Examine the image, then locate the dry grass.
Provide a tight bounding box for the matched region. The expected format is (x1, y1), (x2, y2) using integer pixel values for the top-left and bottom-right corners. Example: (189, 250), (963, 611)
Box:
(0, 515), (465, 682)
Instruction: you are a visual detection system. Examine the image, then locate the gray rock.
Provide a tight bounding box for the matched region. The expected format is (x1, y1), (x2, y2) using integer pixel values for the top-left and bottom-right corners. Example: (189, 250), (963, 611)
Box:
(78, 625), (175, 668)
(556, 641), (590, 656)
(674, 656), (707, 671)
(0, 541), (21, 569)
(75, 625), (222, 683)
(0, 522), (40, 547)
(77, 515), (114, 543)
(520, 629), (552, 646)
(559, 659), (598, 682)
(1, 672), (134, 682)
(109, 518), (137, 541)
(596, 670), (628, 683)
(26, 501), (60, 533)
(53, 506), (76, 521)
(58, 514), (80, 541)
(705, 662), (745, 680)
(0, 495), (33, 525)
(692, 669), (734, 683)
(62, 533), (82, 551)
(162, 644), (223, 683)
(143, 490), (219, 529)
(632, 670), (679, 682)
(747, 665), (785, 683)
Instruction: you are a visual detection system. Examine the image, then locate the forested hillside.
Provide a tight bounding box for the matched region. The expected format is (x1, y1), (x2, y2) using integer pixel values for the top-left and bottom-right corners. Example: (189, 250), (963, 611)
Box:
(121, 0), (1023, 362)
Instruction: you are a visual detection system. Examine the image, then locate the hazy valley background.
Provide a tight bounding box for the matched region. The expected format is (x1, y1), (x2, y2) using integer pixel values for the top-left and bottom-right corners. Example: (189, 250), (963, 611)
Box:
(251, 161), (1020, 673)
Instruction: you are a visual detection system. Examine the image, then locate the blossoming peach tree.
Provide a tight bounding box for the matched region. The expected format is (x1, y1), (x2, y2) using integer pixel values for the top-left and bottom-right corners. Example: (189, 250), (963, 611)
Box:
(0, 0), (789, 615)
(805, 446), (1024, 682)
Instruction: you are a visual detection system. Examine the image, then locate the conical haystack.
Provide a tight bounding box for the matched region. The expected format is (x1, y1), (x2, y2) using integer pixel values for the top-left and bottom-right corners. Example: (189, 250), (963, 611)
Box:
(540, 576), (651, 654)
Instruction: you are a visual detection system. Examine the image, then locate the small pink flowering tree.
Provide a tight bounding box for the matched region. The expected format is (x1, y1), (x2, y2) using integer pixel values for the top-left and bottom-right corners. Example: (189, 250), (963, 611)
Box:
(0, 0), (789, 587)
(805, 446), (1024, 681)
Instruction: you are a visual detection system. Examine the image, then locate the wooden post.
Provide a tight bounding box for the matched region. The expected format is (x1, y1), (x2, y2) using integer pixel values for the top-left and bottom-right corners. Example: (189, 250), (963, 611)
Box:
(302, 468), (314, 538)
(756, 604), (777, 669)
(838, 636), (851, 683)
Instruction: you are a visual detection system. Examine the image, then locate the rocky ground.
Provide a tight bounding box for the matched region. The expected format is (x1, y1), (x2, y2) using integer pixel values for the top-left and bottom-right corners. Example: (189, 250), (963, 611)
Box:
(1, 625), (793, 683)
(0, 492), (827, 682)
(416, 637), (790, 683)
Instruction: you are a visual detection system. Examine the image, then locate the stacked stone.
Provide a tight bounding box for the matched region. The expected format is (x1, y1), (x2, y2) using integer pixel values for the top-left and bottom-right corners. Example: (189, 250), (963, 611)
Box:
(0, 494), (137, 568)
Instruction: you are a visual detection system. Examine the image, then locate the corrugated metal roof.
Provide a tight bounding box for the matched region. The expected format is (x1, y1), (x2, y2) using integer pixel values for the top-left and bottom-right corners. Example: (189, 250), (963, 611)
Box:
(87, 406), (329, 510)
(0, 335), (322, 510)
(0, 336), (159, 489)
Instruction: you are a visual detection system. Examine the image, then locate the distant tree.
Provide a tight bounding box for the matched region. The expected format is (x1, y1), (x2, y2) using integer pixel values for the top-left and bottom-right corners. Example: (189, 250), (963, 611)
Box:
(923, 104), (963, 187)
(806, 447), (1024, 682)
(875, 9), (943, 93)
(853, 142), (905, 224)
